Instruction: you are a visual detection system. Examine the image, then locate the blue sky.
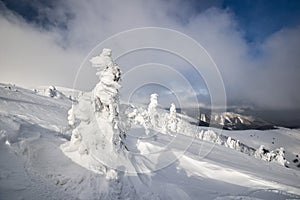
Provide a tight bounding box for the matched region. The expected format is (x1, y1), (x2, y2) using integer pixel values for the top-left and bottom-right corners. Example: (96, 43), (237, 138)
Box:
(0, 0), (300, 114)
(221, 0), (300, 42)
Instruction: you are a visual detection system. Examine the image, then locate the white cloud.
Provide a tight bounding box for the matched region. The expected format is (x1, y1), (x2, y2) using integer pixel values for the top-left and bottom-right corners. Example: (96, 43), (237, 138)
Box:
(0, 0), (299, 110)
(0, 15), (83, 88)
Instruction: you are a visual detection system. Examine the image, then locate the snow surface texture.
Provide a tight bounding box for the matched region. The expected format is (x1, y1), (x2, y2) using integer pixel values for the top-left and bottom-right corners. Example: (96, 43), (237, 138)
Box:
(0, 50), (300, 199)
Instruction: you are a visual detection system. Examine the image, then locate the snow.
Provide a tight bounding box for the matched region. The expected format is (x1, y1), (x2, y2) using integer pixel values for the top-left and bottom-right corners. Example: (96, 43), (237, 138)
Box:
(219, 127), (300, 170)
(0, 50), (300, 199)
(33, 85), (82, 101)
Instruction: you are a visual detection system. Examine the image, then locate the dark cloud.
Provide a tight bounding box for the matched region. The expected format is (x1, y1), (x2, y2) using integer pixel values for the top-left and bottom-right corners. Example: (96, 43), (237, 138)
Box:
(1, 0), (73, 30)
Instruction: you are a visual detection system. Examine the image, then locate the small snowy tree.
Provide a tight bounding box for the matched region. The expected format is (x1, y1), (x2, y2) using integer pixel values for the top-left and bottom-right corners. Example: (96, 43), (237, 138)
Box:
(147, 93), (159, 129)
(127, 94), (162, 135)
(45, 85), (64, 99)
(148, 94), (158, 114)
(200, 113), (206, 122)
(273, 147), (288, 166)
(164, 103), (178, 134)
(255, 145), (269, 161)
(254, 145), (288, 166)
(46, 86), (57, 98)
(67, 105), (76, 126)
(225, 137), (240, 150)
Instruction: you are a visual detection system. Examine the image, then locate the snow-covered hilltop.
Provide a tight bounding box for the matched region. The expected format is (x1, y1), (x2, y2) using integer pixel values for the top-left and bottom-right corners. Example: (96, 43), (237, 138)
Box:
(0, 49), (300, 199)
(199, 111), (275, 130)
(33, 85), (82, 101)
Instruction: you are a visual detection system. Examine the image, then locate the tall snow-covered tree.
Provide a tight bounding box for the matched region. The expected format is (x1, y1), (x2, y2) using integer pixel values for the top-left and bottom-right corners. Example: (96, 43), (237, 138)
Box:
(148, 93), (159, 128)
(90, 48), (126, 151)
(63, 48), (127, 161)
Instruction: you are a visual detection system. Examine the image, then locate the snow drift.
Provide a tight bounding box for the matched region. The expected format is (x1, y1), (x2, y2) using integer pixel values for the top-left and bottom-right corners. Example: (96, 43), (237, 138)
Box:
(0, 49), (299, 199)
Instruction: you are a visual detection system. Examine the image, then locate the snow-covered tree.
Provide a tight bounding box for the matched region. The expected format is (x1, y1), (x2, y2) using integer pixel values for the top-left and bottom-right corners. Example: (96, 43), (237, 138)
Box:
(200, 113), (206, 122)
(254, 145), (288, 166)
(273, 147), (288, 166)
(60, 49), (162, 197)
(44, 85), (66, 99)
(226, 137), (240, 150)
(128, 108), (152, 135)
(127, 94), (162, 135)
(147, 93), (159, 130)
(90, 48), (125, 151)
(62, 48), (127, 162)
(46, 86), (58, 98)
(164, 103), (178, 134)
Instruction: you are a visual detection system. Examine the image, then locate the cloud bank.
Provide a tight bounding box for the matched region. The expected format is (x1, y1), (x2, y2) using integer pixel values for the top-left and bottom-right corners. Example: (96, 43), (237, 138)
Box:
(0, 0), (300, 112)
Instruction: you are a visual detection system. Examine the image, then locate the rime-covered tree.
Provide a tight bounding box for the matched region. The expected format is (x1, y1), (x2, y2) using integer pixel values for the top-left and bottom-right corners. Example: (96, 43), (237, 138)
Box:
(46, 86), (60, 98)
(90, 48), (126, 150)
(63, 48), (127, 160)
(148, 93), (159, 128)
(165, 103), (178, 134)
(254, 145), (287, 166)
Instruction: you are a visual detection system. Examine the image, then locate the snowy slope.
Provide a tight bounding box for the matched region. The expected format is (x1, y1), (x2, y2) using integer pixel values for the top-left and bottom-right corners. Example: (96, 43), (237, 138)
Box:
(33, 85), (82, 101)
(219, 127), (300, 170)
(0, 83), (300, 199)
(0, 83), (70, 133)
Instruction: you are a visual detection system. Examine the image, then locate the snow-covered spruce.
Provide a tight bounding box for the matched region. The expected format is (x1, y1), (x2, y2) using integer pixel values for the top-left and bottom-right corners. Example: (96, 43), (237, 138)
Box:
(67, 104), (76, 126)
(61, 48), (128, 171)
(148, 93), (159, 130)
(91, 48), (126, 151)
(128, 107), (152, 135)
(255, 145), (288, 166)
(46, 86), (61, 98)
(127, 93), (162, 135)
(163, 103), (179, 135)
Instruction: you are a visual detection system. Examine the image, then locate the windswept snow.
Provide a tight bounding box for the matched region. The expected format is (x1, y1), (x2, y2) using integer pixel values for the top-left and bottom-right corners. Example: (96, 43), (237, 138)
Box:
(1, 49), (300, 199)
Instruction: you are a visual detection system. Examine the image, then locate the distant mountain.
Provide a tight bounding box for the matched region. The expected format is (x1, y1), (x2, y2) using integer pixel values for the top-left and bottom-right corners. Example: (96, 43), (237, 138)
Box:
(198, 111), (275, 130)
